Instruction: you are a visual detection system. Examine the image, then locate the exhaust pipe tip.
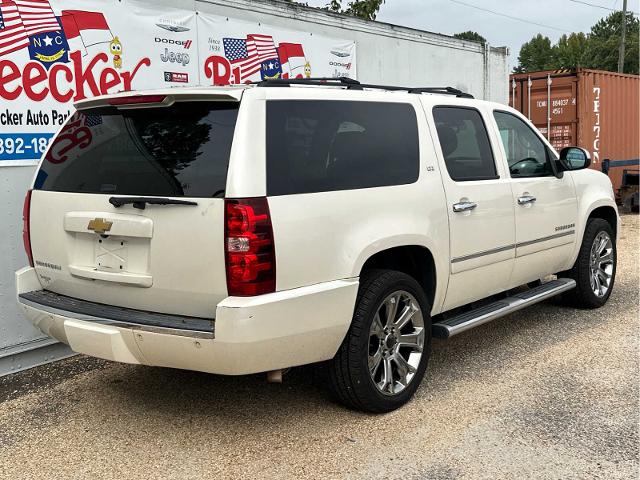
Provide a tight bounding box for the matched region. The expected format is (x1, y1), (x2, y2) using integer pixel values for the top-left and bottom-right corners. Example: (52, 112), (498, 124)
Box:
(266, 369), (283, 383)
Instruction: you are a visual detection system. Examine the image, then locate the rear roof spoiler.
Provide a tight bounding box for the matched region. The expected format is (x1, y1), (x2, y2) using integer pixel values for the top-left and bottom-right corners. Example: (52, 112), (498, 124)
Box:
(74, 87), (245, 111)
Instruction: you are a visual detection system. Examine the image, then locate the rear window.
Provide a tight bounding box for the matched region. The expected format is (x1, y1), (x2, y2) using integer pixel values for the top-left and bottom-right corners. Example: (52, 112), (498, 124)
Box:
(266, 100), (419, 196)
(35, 102), (238, 198)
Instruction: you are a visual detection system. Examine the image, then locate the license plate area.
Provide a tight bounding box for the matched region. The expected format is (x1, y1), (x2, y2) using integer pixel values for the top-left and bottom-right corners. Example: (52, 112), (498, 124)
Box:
(65, 231), (151, 279)
(96, 236), (128, 272)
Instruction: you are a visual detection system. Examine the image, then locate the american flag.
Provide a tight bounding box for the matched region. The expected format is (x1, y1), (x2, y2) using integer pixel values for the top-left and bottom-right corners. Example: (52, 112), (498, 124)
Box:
(223, 34), (278, 81)
(13, 0), (60, 37)
(0, 1), (29, 56)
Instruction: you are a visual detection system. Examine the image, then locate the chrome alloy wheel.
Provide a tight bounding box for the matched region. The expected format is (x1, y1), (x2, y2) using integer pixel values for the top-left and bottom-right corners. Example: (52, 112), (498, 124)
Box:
(368, 290), (425, 396)
(589, 231), (614, 298)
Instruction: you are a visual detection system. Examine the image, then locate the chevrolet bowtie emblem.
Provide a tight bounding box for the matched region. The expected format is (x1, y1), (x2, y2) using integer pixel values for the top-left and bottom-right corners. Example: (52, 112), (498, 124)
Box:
(87, 218), (113, 234)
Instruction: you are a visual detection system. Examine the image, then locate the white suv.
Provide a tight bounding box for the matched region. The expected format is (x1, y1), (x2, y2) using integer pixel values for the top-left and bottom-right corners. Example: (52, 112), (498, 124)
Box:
(16, 78), (619, 412)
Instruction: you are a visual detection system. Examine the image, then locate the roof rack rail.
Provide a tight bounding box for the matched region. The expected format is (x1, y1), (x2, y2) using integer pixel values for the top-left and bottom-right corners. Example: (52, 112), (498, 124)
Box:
(256, 77), (361, 87)
(407, 86), (474, 98)
(254, 78), (473, 98)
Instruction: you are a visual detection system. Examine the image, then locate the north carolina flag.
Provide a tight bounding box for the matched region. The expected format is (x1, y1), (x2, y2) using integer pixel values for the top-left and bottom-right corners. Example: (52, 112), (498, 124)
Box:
(60, 10), (111, 46)
(278, 43), (306, 77)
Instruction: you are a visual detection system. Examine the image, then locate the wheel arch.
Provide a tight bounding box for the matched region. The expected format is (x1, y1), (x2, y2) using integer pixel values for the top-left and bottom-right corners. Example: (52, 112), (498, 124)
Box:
(568, 199), (620, 269)
(357, 244), (439, 312)
(567, 169), (620, 270)
(587, 205), (619, 238)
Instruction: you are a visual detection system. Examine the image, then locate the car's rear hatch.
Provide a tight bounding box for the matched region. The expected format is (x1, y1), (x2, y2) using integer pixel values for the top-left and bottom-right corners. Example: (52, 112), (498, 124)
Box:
(28, 92), (241, 318)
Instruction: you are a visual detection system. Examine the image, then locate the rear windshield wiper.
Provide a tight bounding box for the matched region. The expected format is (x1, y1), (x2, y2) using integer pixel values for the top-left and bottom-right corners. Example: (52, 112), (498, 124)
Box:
(109, 196), (198, 210)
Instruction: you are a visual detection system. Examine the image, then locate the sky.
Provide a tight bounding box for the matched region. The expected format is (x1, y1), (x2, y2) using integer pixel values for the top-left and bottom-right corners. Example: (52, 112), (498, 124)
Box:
(304, 0), (640, 70)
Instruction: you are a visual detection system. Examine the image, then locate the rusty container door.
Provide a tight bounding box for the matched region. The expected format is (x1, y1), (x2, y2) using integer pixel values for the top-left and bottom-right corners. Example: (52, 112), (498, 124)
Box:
(510, 71), (578, 150)
(576, 69), (640, 192)
(510, 69), (639, 192)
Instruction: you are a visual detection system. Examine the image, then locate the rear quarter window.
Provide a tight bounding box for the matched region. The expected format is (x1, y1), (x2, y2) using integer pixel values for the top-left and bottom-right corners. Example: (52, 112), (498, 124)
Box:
(266, 100), (420, 196)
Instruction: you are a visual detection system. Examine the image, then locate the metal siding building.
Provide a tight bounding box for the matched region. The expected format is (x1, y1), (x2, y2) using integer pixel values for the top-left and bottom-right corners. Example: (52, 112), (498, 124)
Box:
(0, 0), (509, 376)
(1, 166), (76, 375)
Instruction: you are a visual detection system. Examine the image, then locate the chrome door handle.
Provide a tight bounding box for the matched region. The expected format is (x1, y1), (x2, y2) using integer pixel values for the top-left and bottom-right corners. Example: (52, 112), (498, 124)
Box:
(517, 195), (537, 205)
(452, 201), (477, 213)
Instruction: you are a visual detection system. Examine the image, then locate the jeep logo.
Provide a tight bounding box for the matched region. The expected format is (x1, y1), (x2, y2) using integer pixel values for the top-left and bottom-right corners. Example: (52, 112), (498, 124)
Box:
(160, 48), (190, 66)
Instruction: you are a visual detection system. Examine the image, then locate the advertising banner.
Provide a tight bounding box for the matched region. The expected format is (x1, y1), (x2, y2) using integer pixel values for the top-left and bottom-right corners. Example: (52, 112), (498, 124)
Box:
(197, 13), (356, 87)
(0, 0), (356, 166)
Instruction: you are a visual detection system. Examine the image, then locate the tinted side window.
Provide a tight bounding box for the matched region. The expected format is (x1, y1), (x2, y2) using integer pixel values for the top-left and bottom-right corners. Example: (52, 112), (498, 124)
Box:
(266, 101), (419, 196)
(432, 107), (497, 181)
(493, 111), (553, 178)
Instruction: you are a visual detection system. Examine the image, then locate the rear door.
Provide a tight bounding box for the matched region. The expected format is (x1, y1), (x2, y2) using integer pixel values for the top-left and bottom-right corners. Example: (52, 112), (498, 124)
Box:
(29, 98), (239, 318)
(429, 105), (515, 311)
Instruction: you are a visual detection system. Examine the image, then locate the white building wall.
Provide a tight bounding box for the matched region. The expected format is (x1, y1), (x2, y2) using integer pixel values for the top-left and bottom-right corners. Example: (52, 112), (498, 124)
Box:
(0, 166), (76, 375)
(190, 0), (509, 101)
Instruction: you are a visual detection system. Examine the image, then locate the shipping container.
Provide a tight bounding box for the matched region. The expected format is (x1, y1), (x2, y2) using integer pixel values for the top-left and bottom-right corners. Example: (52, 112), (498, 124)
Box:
(509, 68), (640, 194)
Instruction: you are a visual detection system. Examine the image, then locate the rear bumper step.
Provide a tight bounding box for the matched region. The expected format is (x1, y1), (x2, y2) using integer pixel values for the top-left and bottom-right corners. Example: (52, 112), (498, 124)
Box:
(18, 290), (214, 339)
(16, 267), (359, 375)
(432, 278), (576, 339)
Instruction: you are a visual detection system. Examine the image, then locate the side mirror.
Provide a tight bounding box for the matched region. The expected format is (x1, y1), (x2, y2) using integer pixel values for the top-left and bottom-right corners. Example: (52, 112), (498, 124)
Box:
(558, 147), (591, 171)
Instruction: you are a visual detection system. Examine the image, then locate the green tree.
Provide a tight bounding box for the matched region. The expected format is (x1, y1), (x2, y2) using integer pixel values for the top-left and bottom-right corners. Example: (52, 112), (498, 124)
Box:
(453, 31), (487, 45)
(327, 0), (385, 20)
(584, 11), (639, 74)
(513, 34), (556, 73)
(553, 32), (588, 70)
(514, 11), (639, 74)
(289, 0), (384, 20)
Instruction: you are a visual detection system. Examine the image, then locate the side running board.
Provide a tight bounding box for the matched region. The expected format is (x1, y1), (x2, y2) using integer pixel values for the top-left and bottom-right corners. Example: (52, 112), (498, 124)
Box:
(432, 278), (576, 339)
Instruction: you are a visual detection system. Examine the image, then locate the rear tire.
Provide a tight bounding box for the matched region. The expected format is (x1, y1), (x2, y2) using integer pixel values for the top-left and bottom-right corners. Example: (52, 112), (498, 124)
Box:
(328, 269), (432, 413)
(561, 218), (616, 309)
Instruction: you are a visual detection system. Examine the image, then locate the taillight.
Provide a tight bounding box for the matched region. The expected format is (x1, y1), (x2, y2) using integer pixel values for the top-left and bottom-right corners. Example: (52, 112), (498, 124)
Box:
(22, 189), (33, 267)
(224, 197), (276, 296)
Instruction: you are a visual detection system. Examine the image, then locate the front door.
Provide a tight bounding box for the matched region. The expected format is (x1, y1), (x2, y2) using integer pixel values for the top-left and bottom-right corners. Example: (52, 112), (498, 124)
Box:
(492, 110), (578, 288)
(429, 105), (515, 311)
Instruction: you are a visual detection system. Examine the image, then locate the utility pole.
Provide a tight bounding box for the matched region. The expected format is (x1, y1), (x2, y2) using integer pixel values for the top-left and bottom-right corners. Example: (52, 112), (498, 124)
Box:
(617, 0), (628, 73)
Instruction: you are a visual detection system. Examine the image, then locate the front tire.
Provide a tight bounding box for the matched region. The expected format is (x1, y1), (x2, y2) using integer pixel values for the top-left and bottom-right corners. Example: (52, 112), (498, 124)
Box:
(328, 269), (432, 413)
(561, 218), (616, 309)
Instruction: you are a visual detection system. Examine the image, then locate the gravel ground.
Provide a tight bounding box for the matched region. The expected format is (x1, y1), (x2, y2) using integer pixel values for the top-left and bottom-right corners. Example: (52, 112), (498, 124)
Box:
(1, 215), (638, 480)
